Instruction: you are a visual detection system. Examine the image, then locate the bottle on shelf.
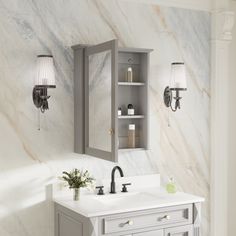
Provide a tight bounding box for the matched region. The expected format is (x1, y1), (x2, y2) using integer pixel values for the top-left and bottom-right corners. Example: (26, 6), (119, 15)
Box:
(127, 104), (135, 115)
(118, 107), (122, 116)
(128, 124), (135, 148)
(126, 67), (133, 82)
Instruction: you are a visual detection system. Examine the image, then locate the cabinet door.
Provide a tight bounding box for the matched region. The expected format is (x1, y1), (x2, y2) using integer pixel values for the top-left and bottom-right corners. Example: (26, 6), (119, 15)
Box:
(85, 39), (118, 162)
(164, 225), (193, 236)
(57, 213), (83, 236)
(133, 229), (164, 236)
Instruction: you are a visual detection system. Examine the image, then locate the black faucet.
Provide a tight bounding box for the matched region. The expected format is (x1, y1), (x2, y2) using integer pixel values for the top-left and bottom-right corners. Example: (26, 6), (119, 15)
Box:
(110, 166), (124, 194)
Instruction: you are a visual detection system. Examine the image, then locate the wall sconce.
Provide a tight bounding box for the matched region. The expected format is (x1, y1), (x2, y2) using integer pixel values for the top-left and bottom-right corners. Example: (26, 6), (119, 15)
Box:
(164, 62), (187, 112)
(33, 55), (56, 113)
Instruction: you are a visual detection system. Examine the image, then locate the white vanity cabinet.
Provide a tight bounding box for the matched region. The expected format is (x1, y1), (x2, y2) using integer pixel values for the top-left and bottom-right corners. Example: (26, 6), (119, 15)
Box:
(54, 202), (201, 236)
(125, 226), (193, 236)
(116, 226), (193, 236)
(132, 230), (163, 236)
(164, 225), (193, 236)
(72, 40), (152, 162)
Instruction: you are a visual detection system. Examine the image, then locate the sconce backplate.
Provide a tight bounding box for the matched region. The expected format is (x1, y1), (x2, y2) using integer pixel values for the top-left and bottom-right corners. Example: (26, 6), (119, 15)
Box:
(32, 85), (56, 112)
(33, 86), (44, 108)
(164, 86), (172, 107)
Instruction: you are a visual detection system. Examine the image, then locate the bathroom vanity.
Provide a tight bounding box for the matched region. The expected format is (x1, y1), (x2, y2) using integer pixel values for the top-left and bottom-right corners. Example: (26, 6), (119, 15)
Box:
(72, 40), (152, 162)
(68, 41), (204, 235)
(54, 175), (204, 236)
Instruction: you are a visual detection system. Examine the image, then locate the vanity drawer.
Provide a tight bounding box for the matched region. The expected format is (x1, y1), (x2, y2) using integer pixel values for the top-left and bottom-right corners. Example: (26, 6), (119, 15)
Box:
(102, 204), (192, 234)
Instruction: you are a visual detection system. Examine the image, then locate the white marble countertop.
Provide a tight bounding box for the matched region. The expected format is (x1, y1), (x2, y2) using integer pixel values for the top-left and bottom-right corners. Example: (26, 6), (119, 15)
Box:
(54, 175), (204, 218)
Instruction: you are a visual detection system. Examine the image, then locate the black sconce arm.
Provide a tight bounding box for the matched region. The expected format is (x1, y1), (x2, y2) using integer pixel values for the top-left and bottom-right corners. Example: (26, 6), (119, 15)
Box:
(164, 87), (186, 112)
(32, 85), (56, 113)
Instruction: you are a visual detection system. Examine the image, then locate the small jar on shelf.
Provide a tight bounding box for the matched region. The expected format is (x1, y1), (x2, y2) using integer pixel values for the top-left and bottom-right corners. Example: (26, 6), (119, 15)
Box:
(127, 104), (135, 115)
(118, 107), (122, 116)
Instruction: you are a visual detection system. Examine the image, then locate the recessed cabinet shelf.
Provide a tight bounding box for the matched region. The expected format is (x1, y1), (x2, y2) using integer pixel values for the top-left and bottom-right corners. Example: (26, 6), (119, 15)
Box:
(118, 115), (145, 119)
(73, 39), (152, 162)
(118, 82), (145, 86)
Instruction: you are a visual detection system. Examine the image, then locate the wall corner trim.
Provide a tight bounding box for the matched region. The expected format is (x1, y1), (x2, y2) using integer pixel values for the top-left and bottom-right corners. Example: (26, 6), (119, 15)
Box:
(212, 11), (235, 41)
(211, 9), (235, 236)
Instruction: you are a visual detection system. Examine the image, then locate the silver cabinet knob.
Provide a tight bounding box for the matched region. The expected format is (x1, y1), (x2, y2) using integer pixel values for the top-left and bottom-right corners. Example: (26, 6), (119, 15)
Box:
(165, 215), (171, 220)
(108, 128), (114, 135)
(123, 220), (133, 226)
(127, 220), (133, 225)
(120, 219), (134, 228)
(158, 215), (171, 221)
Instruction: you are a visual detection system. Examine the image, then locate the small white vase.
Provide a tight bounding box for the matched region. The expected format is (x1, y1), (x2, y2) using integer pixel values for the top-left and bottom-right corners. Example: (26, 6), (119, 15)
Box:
(73, 188), (80, 201)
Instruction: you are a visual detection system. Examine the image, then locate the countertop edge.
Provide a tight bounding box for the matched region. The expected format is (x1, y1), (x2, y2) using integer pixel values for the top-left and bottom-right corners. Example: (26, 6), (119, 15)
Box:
(54, 197), (205, 218)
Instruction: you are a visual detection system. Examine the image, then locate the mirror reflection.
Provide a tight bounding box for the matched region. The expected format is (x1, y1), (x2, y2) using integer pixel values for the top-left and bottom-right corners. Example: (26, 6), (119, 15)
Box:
(88, 50), (112, 152)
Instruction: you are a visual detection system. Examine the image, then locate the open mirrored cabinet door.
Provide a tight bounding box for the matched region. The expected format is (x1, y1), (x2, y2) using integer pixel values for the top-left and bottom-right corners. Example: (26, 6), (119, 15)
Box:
(84, 40), (118, 162)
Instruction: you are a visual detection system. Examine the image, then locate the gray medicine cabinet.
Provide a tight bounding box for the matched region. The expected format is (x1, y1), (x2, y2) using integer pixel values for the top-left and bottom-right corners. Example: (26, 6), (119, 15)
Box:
(72, 39), (153, 162)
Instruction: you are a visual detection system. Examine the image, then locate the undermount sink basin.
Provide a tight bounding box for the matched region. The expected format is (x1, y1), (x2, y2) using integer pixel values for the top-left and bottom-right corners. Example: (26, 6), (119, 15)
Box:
(92, 191), (158, 205)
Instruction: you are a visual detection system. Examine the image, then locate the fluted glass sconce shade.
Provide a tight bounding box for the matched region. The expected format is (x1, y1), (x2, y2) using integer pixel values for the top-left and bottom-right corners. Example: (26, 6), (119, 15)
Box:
(171, 62), (187, 89)
(164, 62), (187, 112)
(35, 55), (55, 86)
(33, 55), (56, 114)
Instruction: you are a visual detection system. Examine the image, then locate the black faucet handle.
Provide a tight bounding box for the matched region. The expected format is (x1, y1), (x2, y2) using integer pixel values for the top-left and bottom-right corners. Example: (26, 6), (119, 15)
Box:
(121, 183), (131, 192)
(96, 186), (105, 195)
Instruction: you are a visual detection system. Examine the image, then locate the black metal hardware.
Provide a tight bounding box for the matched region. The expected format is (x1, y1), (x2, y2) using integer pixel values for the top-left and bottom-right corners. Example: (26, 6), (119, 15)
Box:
(121, 183), (131, 192)
(110, 166), (124, 194)
(163, 86), (186, 112)
(96, 186), (105, 195)
(33, 85), (56, 113)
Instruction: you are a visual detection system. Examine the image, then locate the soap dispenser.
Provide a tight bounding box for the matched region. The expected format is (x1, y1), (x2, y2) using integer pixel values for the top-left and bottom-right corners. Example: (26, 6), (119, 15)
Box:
(166, 177), (177, 194)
